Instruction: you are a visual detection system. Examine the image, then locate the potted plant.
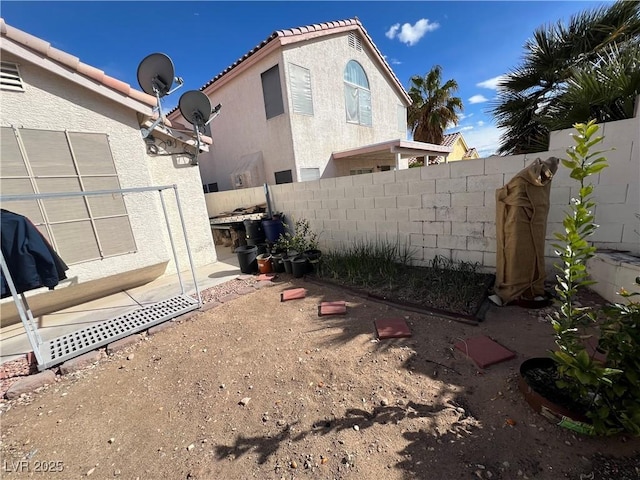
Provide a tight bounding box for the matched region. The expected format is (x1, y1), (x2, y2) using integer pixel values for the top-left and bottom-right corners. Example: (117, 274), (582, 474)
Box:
(518, 120), (640, 437)
(274, 218), (321, 274)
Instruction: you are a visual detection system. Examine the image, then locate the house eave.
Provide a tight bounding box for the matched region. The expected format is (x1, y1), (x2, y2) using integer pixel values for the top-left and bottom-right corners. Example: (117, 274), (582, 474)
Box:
(333, 139), (452, 160)
(1, 38), (155, 115)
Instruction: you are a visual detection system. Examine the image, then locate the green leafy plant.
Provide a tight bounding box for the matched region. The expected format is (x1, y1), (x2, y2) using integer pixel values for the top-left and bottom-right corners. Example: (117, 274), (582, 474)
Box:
(275, 218), (319, 253)
(550, 119), (639, 435)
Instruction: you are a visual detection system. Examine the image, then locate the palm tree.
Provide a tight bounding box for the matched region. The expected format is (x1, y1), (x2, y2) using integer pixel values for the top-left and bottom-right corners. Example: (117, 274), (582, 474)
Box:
(491, 0), (640, 155)
(407, 65), (463, 146)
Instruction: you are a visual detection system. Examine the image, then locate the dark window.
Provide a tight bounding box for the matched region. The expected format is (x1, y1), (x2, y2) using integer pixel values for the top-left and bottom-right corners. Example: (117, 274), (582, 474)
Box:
(203, 182), (218, 193)
(261, 65), (284, 119)
(274, 170), (293, 184)
(379, 165), (392, 171)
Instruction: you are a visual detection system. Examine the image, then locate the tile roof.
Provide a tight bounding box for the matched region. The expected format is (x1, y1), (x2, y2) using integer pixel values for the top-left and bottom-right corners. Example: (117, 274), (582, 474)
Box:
(0, 18), (156, 108)
(198, 17), (408, 101)
(441, 132), (462, 148)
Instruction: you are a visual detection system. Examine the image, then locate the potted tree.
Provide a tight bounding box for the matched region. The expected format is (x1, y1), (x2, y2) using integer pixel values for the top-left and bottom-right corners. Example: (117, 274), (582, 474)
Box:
(274, 218), (321, 275)
(518, 120), (640, 437)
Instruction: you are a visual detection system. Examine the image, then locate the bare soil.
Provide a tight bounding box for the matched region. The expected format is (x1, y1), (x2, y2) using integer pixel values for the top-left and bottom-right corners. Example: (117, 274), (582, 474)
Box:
(0, 275), (638, 480)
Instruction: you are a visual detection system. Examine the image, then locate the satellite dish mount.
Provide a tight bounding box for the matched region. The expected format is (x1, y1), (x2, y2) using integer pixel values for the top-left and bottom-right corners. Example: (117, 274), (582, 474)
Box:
(179, 90), (222, 165)
(137, 53), (184, 138)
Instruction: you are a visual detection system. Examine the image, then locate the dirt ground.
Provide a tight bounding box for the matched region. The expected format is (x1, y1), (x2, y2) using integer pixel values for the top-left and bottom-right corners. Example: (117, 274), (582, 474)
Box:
(0, 275), (638, 480)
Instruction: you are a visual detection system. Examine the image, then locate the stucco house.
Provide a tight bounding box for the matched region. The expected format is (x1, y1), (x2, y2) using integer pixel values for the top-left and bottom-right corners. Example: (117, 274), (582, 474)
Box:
(0, 19), (216, 328)
(430, 132), (479, 164)
(168, 18), (451, 192)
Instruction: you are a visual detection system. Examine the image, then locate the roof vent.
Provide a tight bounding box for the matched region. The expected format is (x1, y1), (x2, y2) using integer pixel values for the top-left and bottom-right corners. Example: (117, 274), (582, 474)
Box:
(348, 33), (362, 52)
(1, 62), (25, 91)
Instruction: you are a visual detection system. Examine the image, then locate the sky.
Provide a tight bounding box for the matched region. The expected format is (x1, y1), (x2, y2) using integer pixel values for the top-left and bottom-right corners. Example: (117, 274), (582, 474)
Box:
(1, 0), (613, 156)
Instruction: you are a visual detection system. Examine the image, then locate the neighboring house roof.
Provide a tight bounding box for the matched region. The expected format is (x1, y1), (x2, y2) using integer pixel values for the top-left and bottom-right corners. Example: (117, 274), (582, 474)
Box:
(433, 131), (479, 163)
(0, 18), (156, 113)
(168, 17), (410, 119)
(441, 132), (463, 149)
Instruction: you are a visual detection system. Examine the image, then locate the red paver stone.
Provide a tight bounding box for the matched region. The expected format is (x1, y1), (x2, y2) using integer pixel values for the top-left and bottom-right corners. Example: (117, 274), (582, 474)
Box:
(454, 335), (516, 369)
(280, 288), (306, 302)
(257, 273), (276, 282)
(318, 301), (347, 316)
(374, 318), (412, 339)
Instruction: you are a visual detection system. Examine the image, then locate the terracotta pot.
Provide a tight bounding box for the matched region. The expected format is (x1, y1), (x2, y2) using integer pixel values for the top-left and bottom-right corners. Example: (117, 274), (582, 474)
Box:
(256, 254), (272, 274)
(518, 357), (594, 434)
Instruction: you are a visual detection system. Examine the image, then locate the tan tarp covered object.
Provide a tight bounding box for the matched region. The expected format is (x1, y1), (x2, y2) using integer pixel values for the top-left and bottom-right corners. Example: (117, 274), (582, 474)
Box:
(494, 157), (559, 305)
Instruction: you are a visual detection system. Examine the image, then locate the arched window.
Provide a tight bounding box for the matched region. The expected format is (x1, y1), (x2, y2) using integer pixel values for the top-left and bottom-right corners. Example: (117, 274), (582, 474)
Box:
(343, 60), (371, 126)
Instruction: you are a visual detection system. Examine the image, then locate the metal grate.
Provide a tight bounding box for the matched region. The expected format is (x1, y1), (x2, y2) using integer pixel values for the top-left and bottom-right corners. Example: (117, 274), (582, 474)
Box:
(38, 294), (199, 370)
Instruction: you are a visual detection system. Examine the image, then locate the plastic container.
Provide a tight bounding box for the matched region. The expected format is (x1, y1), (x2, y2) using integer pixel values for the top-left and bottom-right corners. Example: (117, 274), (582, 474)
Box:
(291, 255), (308, 278)
(262, 219), (284, 243)
(235, 245), (258, 274)
(283, 256), (293, 274)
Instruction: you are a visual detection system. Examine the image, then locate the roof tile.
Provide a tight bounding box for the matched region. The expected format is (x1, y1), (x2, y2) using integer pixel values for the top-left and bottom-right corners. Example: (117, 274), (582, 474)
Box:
(0, 17), (156, 108)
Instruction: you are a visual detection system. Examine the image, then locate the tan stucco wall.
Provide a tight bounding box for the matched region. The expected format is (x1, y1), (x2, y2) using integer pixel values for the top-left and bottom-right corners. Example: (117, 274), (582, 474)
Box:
(173, 32), (409, 191)
(282, 33), (408, 179)
(0, 53), (215, 295)
(189, 49), (296, 191)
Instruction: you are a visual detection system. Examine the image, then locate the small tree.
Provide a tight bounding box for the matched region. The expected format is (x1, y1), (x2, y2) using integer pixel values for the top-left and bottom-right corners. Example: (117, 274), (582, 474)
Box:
(551, 120), (640, 436)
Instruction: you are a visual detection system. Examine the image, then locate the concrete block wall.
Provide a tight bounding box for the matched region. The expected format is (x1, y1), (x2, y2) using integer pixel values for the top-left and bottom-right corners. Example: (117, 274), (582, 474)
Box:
(205, 115), (639, 274)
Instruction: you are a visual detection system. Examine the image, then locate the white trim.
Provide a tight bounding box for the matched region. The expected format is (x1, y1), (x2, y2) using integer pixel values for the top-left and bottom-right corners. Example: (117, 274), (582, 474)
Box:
(1, 39), (153, 115)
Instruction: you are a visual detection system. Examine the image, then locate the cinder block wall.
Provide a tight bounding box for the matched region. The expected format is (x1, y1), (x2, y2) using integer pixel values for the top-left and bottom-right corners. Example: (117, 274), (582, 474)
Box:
(205, 116), (639, 273)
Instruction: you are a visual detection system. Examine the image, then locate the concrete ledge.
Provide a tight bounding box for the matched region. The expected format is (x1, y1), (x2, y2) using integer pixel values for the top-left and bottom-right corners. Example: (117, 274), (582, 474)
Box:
(5, 370), (56, 399)
(59, 350), (102, 375)
(219, 293), (240, 303)
(236, 287), (257, 295)
(174, 311), (198, 323)
(587, 251), (640, 303)
(148, 321), (175, 336)
(106, 334), (142, 355)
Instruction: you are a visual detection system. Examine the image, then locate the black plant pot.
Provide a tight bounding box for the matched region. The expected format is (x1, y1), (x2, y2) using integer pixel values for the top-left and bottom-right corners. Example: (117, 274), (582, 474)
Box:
(291, 255), (308, 278)
(282, 256), (293, 274)
(271, 253), (285, 273)
(304, 249), (322, 274)
(518, 357), (594, 434)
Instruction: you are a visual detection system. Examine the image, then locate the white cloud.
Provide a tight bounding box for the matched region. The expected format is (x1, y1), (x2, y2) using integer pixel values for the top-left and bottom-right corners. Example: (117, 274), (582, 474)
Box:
(468, 94), (488, 104)
(458, 112), (474, 121)
(477, 120), (485, 127)
(476, 75), (506, 90)
(385, 24), (400, 39)
(459, 126), (474, 132)
(386, 19), (439, 46)
(458, 125), (505, 157)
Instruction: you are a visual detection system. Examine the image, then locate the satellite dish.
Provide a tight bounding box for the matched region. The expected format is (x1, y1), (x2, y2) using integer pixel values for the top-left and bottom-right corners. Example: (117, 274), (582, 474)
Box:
(178, 91), (222, 166)
(137, 53), (175, 97)
(179, 90), (212, 127)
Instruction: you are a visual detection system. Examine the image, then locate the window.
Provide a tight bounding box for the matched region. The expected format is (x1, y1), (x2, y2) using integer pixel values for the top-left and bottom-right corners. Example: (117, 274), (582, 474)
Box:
(344, 61), (371, 126)
(203, 182), (218, 193)
(350, 168), (373, 175)
(299, 168), (320, 182)
(1, 62), (24, 91)
(261, 65), (284, 119)
(274, 170), (293, 184)
(289, 64), (313, 116)
(379, 165), (393, 172)
(0, 127), (136, 265)
(397, 105), (407, 133)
